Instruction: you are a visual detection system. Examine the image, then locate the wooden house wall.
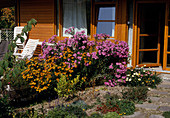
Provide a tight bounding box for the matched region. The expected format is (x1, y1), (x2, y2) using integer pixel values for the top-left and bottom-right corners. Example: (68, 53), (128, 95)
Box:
(18, 0), (55, 42)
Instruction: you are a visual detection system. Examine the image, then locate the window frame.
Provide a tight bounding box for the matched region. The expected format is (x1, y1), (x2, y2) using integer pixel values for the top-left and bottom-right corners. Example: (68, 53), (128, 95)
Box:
(57, 0), (117, 40)
(92, 1), (117, 40)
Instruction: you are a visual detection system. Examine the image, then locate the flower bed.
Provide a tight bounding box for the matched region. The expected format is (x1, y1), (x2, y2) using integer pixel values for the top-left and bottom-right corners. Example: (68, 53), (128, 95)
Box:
(22, 27), (129, 96)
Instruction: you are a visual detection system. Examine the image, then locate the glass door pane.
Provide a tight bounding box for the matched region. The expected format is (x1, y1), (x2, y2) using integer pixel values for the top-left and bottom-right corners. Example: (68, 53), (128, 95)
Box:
(137, 4), (161, 66)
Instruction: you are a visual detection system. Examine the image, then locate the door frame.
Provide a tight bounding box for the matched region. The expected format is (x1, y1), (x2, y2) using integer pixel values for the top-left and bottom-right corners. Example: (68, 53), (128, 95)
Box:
(132, 0), (169, 69)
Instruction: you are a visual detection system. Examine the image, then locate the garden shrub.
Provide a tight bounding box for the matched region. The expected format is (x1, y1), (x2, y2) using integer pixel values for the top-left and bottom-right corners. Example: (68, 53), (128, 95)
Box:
(46, 105), (87, 118)
(71, 100), (89, 110)
(122, 86), (148, 103)
(116, 99), (135, 115)
(46, 107), (72, 118)
(126, 68), (162, 88)
(65, 106), (87, 117)
(162, 111), (170, 118)
(103, 112), (120, 118)
(54, 74), (80, 97)
(96, 93), (135, 116)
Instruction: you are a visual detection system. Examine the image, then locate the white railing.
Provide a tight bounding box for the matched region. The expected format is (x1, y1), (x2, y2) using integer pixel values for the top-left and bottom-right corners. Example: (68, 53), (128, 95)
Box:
(0, 29), (14, 43)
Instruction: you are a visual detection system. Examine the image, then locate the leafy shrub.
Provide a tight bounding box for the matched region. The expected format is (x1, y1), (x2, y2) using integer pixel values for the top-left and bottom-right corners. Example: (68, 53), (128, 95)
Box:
(126, 68), (162, 88)
(116, 99), (135, 115)
(65, 106), (87, 117)
(96, 94), (120, 114)
(122, 86), (148, 103)
(163, 111), (170, 118)
(1, 59), (36, 106)
(46, 107), (73, 118)
(71, 100), (89, 110)
(46, 105), (87, 118)
(96, 93), (135, 116)
(103, 112), (120, 118)
(54, 74), (80, 97)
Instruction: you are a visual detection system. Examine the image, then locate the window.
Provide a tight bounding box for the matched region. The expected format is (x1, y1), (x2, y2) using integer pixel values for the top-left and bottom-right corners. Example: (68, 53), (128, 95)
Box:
(57, 0), (91, 37)
(94, 2), (117, 38)
(56, 0), (117, 39)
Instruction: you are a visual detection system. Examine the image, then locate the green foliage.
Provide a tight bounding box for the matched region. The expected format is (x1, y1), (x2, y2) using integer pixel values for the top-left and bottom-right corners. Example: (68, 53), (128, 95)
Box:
(96, 94), (120, 114)
(71, 100), (89, 110)
(126, 68), (162, 88)
(89, 112), (103, 118)
(163, 111), (170, 118)
(65, 106), (87, 117)
(96, 93), (135, 116)
(103, 112), (120, 118)
(122, 86), (148, 103)
(46, 106), (78, 118)
(116, 99), (135, 115)
(54, 74), (80, 97)
(0, 96), (13, 118)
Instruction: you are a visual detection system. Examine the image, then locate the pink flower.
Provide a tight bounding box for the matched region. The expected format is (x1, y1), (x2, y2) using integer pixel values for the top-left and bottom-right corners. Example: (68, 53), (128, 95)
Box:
(109, 63), (114, 69)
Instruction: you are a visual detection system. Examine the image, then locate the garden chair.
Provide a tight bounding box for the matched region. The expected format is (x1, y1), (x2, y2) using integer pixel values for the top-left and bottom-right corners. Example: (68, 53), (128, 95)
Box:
(14, 39), (39, 60)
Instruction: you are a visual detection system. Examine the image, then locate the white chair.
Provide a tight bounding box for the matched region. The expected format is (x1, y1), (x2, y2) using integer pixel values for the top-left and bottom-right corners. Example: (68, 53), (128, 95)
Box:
(15, 39), (39, 59)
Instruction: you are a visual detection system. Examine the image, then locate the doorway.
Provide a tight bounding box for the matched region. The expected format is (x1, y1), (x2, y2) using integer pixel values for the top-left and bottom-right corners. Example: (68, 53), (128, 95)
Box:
(136, 3), (165, 67)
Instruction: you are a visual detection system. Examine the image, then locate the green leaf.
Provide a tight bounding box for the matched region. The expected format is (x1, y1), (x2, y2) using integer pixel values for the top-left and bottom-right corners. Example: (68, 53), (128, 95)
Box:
(8, 44), (11, 50)
(0, 67), (4, 76)
(27, 24), (32, 32)
(15, 37), (18, 42)
(20, 37), (25, 43)
(4, 61), (8, 69)
(12, 71), (16, 78)
(30, 18), (37, 26)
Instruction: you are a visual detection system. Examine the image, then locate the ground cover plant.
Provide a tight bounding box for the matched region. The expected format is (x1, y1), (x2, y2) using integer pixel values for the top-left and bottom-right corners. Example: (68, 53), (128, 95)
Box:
(95, 93), (135, 116)
(126, 67), (162, 88)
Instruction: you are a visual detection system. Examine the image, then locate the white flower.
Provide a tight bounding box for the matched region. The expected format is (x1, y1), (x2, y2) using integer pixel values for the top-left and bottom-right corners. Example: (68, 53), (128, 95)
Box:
(136, 72), (138, 76)
(144, 65), (146, 67)
(143, 70), (146, 72)
(127, 74), (130, 77)
(129, 79), (132, 81)
(132, 75), (134, 77)
(138, 78), (141, 81)
(126, 78), (129, 81)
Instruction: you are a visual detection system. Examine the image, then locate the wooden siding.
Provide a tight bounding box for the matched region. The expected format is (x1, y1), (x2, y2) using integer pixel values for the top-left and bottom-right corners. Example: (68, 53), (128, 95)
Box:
(19, 0), (55, 42)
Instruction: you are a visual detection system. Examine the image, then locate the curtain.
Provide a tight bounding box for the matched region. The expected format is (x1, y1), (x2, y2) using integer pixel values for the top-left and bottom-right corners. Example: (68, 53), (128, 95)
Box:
(63, 0), (87, 36)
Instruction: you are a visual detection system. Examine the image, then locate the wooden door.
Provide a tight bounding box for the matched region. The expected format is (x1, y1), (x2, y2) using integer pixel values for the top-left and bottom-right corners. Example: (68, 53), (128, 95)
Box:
(137, 4), (161, 67)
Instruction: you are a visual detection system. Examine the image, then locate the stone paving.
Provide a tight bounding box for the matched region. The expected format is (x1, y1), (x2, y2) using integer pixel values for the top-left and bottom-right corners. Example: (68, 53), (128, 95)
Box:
(124, 74), (170, 118)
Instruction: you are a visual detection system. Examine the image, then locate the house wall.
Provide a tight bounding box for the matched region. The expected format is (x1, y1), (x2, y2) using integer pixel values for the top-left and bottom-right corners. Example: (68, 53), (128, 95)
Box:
(18, 0), (55, 42)
(17, 0), (128, 42)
